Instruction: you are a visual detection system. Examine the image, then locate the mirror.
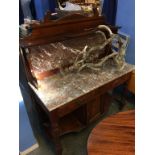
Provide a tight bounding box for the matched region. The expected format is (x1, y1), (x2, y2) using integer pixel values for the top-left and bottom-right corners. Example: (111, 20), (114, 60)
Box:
(19, 0), (104, 26)
(56, 0), (103, 17)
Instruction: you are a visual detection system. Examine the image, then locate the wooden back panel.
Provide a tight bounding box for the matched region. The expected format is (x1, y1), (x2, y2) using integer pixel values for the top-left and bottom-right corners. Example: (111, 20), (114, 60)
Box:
(19, 14), (119, 88)
(19, 14), (113, 47)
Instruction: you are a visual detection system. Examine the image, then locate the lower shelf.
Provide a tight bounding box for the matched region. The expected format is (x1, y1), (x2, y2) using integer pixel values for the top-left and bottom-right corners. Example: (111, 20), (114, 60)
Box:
(43, 92), (112, 138)
(59, 113), (85, 135)
(43, 113), (85, 137)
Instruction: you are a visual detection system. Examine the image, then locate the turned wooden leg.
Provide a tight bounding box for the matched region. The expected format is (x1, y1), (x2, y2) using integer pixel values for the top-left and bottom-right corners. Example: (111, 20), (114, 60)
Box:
(49, 110), (62, 155)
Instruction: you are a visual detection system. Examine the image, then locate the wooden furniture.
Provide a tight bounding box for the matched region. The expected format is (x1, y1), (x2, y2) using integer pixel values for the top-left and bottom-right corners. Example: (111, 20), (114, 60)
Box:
(19, 14), (134, 155)
(87, 110), (135, 155)
(127, 70), (135, 94)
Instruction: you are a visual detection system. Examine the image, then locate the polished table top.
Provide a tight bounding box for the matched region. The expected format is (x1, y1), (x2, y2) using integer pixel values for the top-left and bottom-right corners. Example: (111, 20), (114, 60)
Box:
(87, 110), (135, 155)
(29, 63), (134, 112)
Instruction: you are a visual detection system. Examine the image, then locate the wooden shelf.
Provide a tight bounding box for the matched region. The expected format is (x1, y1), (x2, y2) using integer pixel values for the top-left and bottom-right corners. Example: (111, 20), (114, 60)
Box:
(59, 113), (85, 135)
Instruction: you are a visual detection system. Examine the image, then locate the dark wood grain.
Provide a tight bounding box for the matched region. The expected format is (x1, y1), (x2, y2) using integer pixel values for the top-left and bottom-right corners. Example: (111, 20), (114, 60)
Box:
(20, 15), (106, 47)
(49, 110), (62, 155)
(87, 110), (135, 155)
(19, 13), (131, 155)
(19, 14), (119, 48)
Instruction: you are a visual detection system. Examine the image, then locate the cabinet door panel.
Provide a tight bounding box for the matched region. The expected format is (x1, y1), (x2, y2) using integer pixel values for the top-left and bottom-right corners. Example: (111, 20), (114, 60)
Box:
(86, 95), (101, 123)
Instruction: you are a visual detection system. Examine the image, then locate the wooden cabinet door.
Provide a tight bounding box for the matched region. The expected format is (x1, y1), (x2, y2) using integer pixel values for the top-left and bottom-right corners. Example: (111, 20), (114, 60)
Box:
(86, 95), (101, 123)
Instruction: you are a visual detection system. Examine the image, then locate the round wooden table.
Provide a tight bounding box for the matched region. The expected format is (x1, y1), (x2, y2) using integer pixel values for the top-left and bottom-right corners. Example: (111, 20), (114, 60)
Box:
(87, 110), (135, 155)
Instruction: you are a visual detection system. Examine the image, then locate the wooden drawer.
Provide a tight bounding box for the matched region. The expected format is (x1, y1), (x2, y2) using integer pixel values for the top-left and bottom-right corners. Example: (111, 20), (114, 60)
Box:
(58, 100), (84, 118)
(112, 72), (132, 88)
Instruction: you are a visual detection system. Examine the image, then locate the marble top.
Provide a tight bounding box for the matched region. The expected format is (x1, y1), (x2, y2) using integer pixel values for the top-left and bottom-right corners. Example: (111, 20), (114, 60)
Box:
(28, 33), (105, 74)
(29, 63), (134, 112)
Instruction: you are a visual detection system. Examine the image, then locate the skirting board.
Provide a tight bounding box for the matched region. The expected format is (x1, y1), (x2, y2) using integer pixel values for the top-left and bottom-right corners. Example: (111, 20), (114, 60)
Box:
(19, 100), (39, 155)
(20, 143), (39, 155)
